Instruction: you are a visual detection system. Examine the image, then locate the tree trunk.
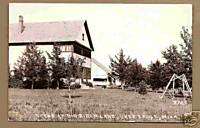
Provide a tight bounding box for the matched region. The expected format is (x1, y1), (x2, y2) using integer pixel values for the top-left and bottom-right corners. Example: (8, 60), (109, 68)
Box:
(68, 81), (73, 114)
(31, 80), (34, 89)
(68, 83), (71, 102)
(47, 80), (50, 89)
(81, 67), (84, 84)
(57, 80), (59, 89)
(121, 81), (125, 90)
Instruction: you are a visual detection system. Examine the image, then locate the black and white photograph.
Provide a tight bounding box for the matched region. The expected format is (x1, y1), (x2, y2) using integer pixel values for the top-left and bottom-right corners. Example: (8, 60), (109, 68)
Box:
(8, 3), (192, 122)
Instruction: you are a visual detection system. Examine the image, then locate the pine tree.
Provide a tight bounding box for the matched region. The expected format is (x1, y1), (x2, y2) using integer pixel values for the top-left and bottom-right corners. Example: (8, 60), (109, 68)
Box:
(161, 44), (185, 87)
(13, 43), (48, 89)
(47, 44), (85, 89)
(65, 56), (79, 81)
(161, 26), (192, 88)
(47, 44), (66, 89)
(109, 49), (132, 87)
(65, 56), (86, 84)
(125, 59), (146, 87)
(148, 60), (164, 90)
(11, 58), (24, 88)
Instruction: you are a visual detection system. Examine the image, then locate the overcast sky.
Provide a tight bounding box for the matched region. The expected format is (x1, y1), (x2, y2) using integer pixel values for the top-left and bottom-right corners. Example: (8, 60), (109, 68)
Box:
(9, 3), (192, 70)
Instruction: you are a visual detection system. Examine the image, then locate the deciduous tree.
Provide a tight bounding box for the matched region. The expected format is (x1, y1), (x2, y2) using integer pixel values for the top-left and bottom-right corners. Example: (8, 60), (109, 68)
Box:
(180, 26), (192, 86)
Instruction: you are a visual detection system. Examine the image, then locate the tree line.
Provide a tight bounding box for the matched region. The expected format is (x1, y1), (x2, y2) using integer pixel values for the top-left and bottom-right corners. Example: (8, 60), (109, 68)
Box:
(109, 27), (192, 91)
(9, 43), (86, 89)
(9, 26), (192, 91)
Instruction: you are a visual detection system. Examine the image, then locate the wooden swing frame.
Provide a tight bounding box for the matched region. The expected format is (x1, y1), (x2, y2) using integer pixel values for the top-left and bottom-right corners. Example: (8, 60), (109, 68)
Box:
(160, 74), (192, 99)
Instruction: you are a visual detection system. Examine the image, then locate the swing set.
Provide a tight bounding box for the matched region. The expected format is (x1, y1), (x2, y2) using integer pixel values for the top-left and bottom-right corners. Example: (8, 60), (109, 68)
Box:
(160, 74), (192, 99)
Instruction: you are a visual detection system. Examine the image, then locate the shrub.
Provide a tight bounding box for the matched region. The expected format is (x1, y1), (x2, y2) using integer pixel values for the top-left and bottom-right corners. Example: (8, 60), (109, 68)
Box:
(102, 85), (107, 89)
(82, 81), (93, 87)
(9, 77), (24, 88)
(86, 82), (93, 87)
(138, 80), (147, 95)
(34, 80), (48, 89)
(69, 83), (81, 89)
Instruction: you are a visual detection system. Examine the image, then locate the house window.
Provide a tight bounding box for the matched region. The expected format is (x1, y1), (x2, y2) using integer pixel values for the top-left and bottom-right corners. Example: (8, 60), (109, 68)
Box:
(60, 45), (73, 52)
(82, 33), (84, 41)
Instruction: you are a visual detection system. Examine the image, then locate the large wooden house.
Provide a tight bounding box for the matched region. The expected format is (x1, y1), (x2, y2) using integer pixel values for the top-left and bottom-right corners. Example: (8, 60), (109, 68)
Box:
(9, 15), (94, 79)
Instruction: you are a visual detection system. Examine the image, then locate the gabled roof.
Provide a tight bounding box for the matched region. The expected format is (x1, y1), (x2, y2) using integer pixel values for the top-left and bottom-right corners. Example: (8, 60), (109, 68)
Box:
(9, 20), (94, 51)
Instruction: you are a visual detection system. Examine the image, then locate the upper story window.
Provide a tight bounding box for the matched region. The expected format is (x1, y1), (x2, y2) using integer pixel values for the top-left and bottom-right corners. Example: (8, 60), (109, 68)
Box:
(82, 33), (85, 41)
(60, 45), (73, 52)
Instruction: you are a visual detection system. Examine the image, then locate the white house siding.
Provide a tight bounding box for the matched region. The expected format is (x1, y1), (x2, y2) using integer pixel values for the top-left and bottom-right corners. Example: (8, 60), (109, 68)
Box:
(72, 53), (91, 68)
(60, 52), (73, 61)
(76, 26), (91, 49)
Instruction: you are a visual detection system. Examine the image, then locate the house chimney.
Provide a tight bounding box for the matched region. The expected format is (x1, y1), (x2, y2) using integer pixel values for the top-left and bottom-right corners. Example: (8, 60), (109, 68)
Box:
(19, 15), (25, 33)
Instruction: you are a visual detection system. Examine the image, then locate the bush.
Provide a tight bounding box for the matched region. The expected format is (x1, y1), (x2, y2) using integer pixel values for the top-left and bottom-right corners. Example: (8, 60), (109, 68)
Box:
(70, 83), (81, 89)
(82, 81), (93, 87)
(86, 82), (93, 87)
(22, 80), (32, 89)
(102, 85), (107, 89)
(34, 80), (48, 89)
(138, 80), (147, 95)
(9, 77), (24, 88)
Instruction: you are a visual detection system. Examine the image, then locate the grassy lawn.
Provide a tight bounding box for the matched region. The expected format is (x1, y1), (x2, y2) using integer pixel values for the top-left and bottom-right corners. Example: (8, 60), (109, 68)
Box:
(8, 88), (192, 122)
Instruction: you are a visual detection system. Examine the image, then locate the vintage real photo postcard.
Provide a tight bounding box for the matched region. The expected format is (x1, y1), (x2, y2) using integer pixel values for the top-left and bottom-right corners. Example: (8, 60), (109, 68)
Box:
(8, 3), (192, 122)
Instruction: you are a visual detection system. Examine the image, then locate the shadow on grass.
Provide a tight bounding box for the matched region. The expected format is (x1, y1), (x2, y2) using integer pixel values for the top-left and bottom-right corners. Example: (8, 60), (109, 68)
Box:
(62, 95), (82, 99)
